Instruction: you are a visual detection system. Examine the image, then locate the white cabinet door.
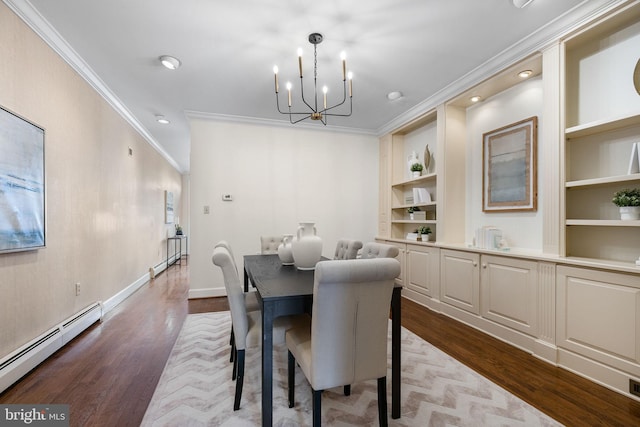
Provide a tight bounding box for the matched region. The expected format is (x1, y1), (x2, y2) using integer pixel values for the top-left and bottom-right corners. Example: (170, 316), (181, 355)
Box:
(481, 255), (538, 336)
(557, 266), (640, 374)
(405, 244), (439, 298)
(440, 249), (480, 314)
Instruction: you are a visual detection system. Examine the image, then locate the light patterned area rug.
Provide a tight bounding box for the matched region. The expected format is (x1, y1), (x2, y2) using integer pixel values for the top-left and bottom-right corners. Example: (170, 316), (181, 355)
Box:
(141, 312), (562, 426)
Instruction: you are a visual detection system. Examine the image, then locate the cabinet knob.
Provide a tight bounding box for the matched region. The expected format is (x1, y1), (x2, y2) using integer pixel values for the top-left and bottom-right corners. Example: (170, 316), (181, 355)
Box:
(482, 263), (487, 269)
(473, 261), (478, 267)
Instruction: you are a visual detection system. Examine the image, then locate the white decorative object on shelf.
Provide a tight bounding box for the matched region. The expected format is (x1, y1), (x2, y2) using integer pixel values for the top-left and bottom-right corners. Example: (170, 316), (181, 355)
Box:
(424, 144), (431, 173)
(291, 222), (322, 270)
(407, 151), (420, 177)
(413, 188), (431, 203)
(619, 206), (640, 220)
(277, 234), (294, 265)
(628, 142), (639, 174)
(475, 226), (503, 250)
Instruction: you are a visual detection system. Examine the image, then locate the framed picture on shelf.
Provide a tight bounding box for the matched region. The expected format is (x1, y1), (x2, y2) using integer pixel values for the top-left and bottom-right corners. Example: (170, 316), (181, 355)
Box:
(0, 106), (46, 253)
(482, 116), (537, 212)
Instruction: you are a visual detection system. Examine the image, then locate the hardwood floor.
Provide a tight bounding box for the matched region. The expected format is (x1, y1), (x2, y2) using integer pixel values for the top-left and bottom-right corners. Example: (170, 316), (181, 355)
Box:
(1, 262), (639, 426)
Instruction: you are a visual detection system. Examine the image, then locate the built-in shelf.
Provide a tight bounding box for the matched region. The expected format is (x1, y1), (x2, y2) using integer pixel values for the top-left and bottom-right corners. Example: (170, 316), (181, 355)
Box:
(391, 172), (436, 188)
(566, 174), (640, 188)
(565, 111), (640, 139)
(561, 256), (640, 276)
(391, 220), (438, 225)
(392, 201), (437, 210)
(565, 219), (640, 227)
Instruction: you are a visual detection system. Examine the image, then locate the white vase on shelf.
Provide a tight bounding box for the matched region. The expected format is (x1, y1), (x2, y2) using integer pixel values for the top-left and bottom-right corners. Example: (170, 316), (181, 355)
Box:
(619, 206), (640, 220)
(291, 222), (323, 270)
(277, 234), (294, 265)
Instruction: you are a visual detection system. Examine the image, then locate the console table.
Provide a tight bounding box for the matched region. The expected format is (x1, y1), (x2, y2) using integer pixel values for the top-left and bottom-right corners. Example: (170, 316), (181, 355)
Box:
(166, 235), (187, 270)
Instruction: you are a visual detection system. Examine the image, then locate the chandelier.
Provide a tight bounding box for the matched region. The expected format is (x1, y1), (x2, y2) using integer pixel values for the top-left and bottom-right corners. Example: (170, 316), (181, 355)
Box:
(273, 33), (353, 125)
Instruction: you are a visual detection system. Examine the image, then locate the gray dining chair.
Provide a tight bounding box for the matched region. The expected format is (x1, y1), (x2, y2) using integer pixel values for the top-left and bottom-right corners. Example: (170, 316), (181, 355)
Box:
(212, 245), (309, 411)
(333, 239), (363, 260)
(260, 235), (283, 254)
(360, 241), (400, 259)
(285, 258), (401, 427)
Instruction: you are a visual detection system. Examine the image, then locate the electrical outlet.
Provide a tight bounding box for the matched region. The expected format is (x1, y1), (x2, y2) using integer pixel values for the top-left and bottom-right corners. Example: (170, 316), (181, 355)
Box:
(75, 283), (81, 296)
(203, 205), (210, 214)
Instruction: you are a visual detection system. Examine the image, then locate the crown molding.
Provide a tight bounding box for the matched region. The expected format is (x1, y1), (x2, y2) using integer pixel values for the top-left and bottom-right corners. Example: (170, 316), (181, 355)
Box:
(376, 0), (628, 136)
(184, 110), (377, 136)
(2, 0), (183, 173)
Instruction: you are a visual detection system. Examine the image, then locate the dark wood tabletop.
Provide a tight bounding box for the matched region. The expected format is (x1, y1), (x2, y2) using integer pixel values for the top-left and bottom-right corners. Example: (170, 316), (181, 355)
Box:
(243, 254), (320, 299)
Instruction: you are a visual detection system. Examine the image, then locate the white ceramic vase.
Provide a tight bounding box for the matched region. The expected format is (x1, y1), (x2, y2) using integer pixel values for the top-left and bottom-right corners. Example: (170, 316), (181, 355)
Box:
(277, 234), (295, 265)
(291, 222), (323, 270)
(619, 206), (640, 220)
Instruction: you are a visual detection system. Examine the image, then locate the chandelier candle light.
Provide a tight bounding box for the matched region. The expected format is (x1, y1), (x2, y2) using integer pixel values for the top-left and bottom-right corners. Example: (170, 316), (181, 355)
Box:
(273, 33), (353, 125)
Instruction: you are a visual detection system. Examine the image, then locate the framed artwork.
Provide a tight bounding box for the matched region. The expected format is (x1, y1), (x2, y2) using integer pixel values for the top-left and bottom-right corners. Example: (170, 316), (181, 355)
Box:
(0, 106), (46, 253)
(482, 116), (537, 212)
(165, 190), (174, 224)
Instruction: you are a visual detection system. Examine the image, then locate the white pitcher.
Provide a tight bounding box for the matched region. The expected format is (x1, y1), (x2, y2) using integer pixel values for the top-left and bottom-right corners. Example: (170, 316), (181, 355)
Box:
(277, 234), (295, 265)
(291, 222), (323, 270)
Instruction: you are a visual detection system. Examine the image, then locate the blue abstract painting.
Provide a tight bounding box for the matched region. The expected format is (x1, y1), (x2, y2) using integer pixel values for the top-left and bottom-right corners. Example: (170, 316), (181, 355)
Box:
(0, 107), (45, 253)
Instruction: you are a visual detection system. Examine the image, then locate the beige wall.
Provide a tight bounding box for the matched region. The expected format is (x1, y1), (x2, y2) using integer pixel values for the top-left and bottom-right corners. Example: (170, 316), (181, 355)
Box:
(0, 4), (182, 357)
(188, 119), (379, 297)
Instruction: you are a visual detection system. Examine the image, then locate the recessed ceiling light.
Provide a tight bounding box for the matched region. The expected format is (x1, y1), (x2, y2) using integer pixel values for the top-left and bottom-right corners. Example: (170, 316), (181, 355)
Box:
(518, 70), (533, 78)
(387, 91), (403, 101)
(470, 95), (481, 103)
(512, 0), (534, 8)
(156, 115), (170, 124)
(159, 55), (181, 70)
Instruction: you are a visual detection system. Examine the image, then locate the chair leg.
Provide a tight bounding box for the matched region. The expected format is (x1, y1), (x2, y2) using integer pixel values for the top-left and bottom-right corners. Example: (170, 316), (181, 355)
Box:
(344, 385), (351, 396)
(287, 350), (295, 408)
(312, 389), (322, 427)
(230, 338), (235, 363)
(377, 377), (388, 427)
(233, 349), (245, 410)
(232, 348), (237, 380)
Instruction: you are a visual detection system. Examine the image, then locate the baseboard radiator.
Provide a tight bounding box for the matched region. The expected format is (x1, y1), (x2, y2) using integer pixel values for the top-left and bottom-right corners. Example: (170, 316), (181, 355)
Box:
(0, 302), (102, 394)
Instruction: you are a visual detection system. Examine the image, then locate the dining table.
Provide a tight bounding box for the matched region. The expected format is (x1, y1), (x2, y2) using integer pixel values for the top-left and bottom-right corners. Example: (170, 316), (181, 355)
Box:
(243, 253), (402, 427)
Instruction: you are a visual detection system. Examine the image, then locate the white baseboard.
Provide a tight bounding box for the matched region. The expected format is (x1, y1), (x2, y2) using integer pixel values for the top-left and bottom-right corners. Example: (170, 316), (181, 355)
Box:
(0, 258), (167, 394)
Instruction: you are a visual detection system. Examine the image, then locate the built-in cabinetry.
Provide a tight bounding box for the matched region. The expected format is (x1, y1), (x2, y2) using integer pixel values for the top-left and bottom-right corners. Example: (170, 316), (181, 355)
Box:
(440, 249), (541, 349)
(378, 1), (640, 401)
(405, 243), (440, 300)
(378, 239), (440, 307)
(557, 266), (640, 393)
(562, 2), (640, 266)
(391, 173), (437, 240)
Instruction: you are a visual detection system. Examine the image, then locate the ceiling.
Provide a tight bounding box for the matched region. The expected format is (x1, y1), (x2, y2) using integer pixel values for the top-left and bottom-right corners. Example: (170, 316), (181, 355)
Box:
(5, 0), (618, 173)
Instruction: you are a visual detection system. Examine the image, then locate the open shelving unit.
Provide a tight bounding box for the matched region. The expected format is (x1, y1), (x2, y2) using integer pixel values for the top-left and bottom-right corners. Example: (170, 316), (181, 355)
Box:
(561, 5), (640, 266)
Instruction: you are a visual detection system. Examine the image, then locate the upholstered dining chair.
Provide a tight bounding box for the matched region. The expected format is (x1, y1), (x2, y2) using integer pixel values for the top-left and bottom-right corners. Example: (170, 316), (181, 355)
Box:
(285, 258), (401, 427)
(212, 246), (309, 411)
(360, 241), (400, 259)
(213, 240), (259, 362)
(260, 235), (283, 254)
(333, 239), (363, 260)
